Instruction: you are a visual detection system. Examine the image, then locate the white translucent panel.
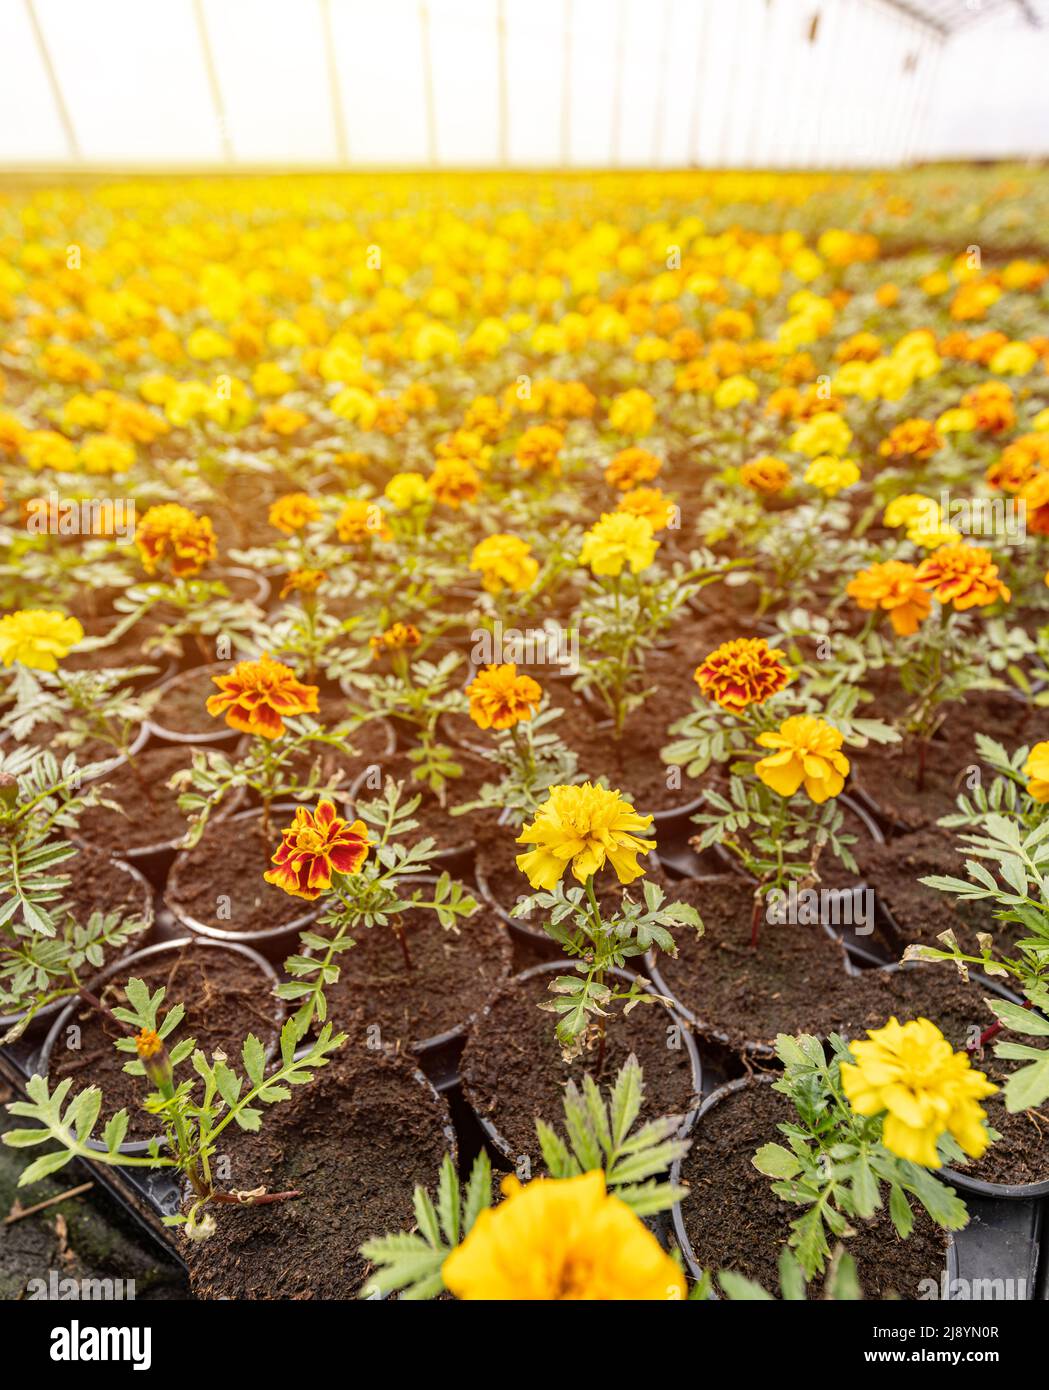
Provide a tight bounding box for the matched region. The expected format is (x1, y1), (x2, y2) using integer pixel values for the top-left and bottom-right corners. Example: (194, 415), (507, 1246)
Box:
(927, 21), (1049, 157)
(505, 0), (565, 165)
(329, 0), (427, 163)
(34, 0), (223, 162)
(428, 0), (498, 164)
(566, 0), (616, 166)
(616, 0), (662, 165)
(200, 0), (337, 164)
(0, 0), (71, 161)
(661, 0), (706, 167)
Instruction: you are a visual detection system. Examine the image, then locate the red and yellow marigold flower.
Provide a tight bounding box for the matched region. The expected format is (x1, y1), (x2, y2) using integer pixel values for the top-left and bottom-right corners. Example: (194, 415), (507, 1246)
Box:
(755, 715), (850, 804)
(915, 543), (1011, 611)
(694, 638), (791, 714)
(269, 492), (320, 534)
(739, 455), (791, 494)
(846, 560), (931, 636)
(515, 783), (655, 891)
(263, 800), (370, 901)
(878, 418), (943, 461)
(841, 1017), (997, 1169)
(206, 655), (319, 739)
(369, 622), (421, 658)
(467, 664), (542, 731)
(428, 457), (481, 507)
(135, 503), (217, 578)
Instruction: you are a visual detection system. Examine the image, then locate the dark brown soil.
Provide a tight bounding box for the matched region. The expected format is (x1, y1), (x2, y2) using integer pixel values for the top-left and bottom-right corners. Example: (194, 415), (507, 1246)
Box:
(48, 944), (282, 1140)
(165, 810), (321, 935)
(461, 968), (699, 1167)
(680, 1080), (948, 1299)
(313, 903), (512, 1048)
(654, 876), (862, 1053)
(149, 667), (229, 737)
(77, 744), (198, 851)
(62, 847), (153, 930)
(352, 750), (499, 854)
(186, 1049), (451, 1299)
(834, 965), (1049, 1188)
(62, 615), (168, 680)
(274, 707), (394, 795)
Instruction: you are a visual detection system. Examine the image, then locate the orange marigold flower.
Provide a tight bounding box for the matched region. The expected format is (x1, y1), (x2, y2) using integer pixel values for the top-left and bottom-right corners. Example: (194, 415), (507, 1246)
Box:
(369, 622), (421, 658)
(269, 492), (320, 534)
(515, 425), (563, 476)
(263, 800), (370, 900)
(428, 456), (481, 507)
(694, 638), (791, 714)
(616, 486), (674, 532)
(280, 567), (327, 599)
(261, 405), (309, 436)
(740, 456), (791, 495)
(915, 544), (1011, 611)
(604, 447), (662, 491)
(206, 655), (319, 739)
(878, 419), (942, 462)
(337, 498), (391, 543)
(467, 663), (542, 731)
(135, 503), (217, 578)
(134, 1027), (164, 1060)
(961, 382), (1015, 434)
(1019, 471), (1049, 535)
(846, 560), (931, 636)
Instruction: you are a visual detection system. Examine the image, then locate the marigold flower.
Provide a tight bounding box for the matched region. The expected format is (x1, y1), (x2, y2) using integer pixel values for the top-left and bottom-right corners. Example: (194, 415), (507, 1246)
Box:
(442, 1171), (685, 1301)
(1022, 741), (1049, 802)
(878, 418), (943, 461)
(713, 374), (758, 410)
(803, 454), (860, 496)
(469, 534), (539, 594)
(607, 388), (655, 436)
(961, 382), (1015, 434)
(369, 622), (421, 658)
(515, 425), (563, 475)
(428, 457), (481, 508)
(135, 503), (217, 578)
(0, 609), (84, 672)
(134, 1027), (164, 1060)
(262, 405), (309, 435)
(615, 486), (674, 532)
(467, 664), (542, 730)
(206, 655), (319, 739)
(515, 782), (655, 890)
(279, 568), (327, 599)
(915, 543), (1011, 610)
(578, 512), (658, 577)
(789, 411), (853, 457)
(604, 447), (662, 491)
(694, 638), (791, 713)
(740, 455), (791, 494)
(755, 715), (850, 804)
(846, 561), (931, 636)
(269, 492), (320, 534)
(384, 471), (431, 510)
(841, 1017), (997, 1169)
(263, 800), (370, 901)
(1018, 470), (1049, 535)
(337, 498), (391, 543)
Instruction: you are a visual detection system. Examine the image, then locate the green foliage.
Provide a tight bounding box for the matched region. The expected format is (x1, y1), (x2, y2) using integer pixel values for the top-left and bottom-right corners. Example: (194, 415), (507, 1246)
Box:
(716, 1244), (863, 1301)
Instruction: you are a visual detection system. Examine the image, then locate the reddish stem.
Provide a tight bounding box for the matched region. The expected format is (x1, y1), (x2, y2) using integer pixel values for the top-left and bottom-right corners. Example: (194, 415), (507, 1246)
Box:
(209, 1189), (302, 1206)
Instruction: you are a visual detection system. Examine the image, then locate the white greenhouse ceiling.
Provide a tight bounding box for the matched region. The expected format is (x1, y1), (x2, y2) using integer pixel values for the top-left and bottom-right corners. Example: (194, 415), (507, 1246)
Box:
(1, 0), (1047, 170)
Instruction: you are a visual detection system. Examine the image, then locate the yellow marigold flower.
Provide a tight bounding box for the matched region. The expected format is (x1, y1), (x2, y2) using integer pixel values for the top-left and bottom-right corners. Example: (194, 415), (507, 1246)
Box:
(467, 663), (542, 731)
(0, 410), (28, 455)
(616, 487), (674, 532)
(206, 655), (319, 739)
(134, 1027), (164, 1060)
(515, 782), (655, 891)
(263, 800), (370, 901)
(369, 622), (421, 658)
(251, 361), (296, 396)
(883, 493), (957, 548)
(607, 388), (655, 437)
(186, 327), (232, 360)
(515, 424), (563, 476)
(269, 492), (320, 535)
(578, 512), (658, 578)
(846, 561), (931, 636)
(135, 503), (217, 578)
(936, 407), (976, 435)
(280, 568), (327, 600)
(740, 455), (791, 495)
(879, 418), (943, 461)
(261, 404), (309, 436)
(713, 374), (759, 410)
(337, 498), (391, 543)
(442, 1171), (685, 1301)
(469, 534), (539, 594)
(428, 457), (481, 508)
(384, 471), (431, 510)
(694, 637), (791, 714)
(22, 430), (77, 472)
(915, 544), (1011, 611)
(0, 609), (84, 672)
(841, 1017), (997, 1169)
(803, 454), (860, 496)
(604, 447), (662, 491)
(79, 433), (135, 475)
(789, 412), (853, 458)
(755, 715), (850, 804)
(1023, 742), (1049, 802)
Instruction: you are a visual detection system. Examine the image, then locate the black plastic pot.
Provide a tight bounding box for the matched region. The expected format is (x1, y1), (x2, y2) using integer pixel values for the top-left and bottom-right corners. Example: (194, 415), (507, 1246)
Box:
(145, 663), (242, 745)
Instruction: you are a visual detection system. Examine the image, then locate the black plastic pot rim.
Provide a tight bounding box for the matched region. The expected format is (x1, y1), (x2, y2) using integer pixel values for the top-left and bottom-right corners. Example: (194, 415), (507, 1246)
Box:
(144, 662), (244, 746)
(71, 772), (247, 864)
(35, 937), (284, 1156)
(344, 765), (480, 867)
(462, 959), (703, 1164)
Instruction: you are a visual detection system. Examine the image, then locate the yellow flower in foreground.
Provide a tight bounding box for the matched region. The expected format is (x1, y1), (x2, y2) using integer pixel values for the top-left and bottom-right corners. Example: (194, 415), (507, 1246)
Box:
(755, 715), (850, 804)
(467, 664), (542, 730)
(135, 503), (217, 578)
(469, 534), (539, 594)
(1022, 741), (1049, 802)
(515, 783), (655, 890)
(0, 609), (84, 671)
(206, 655), (319, 739)
(268, 492), (320, 534)
(803, 455), (860, 496)
(442, 1171), (685, 1301)
(578, 512), (658, 577)
(841, 1017), (997, 1169)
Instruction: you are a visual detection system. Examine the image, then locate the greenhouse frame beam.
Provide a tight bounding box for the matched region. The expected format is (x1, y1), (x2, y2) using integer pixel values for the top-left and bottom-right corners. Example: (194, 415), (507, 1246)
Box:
(864, 0), (950, 38)
(23, 0), (80, 161)
(192, 0), (233, 162)
(319, 0), (349, 163)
